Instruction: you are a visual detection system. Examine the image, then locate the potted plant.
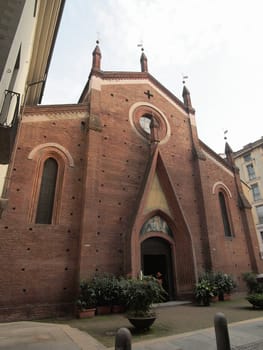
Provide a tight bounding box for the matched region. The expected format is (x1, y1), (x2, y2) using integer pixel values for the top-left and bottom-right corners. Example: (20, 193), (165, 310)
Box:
(76, 279), (97, 318)
(223, 273), (236, 299)
(92, 274), (115, 315)
(111, 277), (127, 313)
(125, 276), (167, 330)
(242, 272), (263, 294)
(214, 272), (236, 301)
(194, 273), (216, 306)
(246, 293), (263, 309)
(242, 272), (263, 309)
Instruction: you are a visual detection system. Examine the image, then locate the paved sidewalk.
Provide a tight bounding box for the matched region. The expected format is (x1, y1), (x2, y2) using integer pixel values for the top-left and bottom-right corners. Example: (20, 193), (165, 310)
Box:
(132, 317), (263, 350)
(0, 317), (262, 350)
(0, 321), (105, 350)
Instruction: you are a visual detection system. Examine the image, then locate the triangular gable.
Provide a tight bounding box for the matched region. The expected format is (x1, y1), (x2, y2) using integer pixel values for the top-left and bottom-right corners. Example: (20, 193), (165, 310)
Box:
(130, 145), (190, 234)
(144, 172), (172, 216)
(155, 152), (192, 234)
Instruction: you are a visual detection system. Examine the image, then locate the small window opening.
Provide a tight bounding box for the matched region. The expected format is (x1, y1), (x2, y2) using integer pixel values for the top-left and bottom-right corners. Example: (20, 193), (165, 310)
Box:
(219, 192), (232, 237)
(35, 158), (58, 224)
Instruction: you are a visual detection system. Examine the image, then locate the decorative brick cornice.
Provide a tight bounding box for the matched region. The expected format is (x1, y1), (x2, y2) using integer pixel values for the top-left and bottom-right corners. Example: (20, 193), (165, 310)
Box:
(91, 69), (149, 80)
(23, 103), (89, 115)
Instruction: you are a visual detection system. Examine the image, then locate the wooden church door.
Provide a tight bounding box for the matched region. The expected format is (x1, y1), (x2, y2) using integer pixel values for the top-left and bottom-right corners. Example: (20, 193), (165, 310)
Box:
(141, 237), (175, 300)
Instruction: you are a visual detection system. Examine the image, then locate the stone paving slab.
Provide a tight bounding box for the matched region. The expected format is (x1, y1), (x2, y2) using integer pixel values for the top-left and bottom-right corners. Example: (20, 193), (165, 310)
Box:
(132, 329), (218, 350)
(0, 321), (106, 350)
(232, 341), (263, 350)
(228, 320), (263, 349)
(0, 323), (78, 350)
(132, 318), (263, 350)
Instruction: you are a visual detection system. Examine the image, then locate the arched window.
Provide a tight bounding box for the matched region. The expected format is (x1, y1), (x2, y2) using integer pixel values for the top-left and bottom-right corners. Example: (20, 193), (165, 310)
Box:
(35, 157), (58, 224)
(218, 191), (232, 237)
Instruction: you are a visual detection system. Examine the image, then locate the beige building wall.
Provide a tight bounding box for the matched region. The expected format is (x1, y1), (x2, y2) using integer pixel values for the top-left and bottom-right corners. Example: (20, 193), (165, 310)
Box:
(0, 0), (39, 118)
(0, 0), (65, 196)
(0, 1), (39, 194)
(234, 138), (263, 258)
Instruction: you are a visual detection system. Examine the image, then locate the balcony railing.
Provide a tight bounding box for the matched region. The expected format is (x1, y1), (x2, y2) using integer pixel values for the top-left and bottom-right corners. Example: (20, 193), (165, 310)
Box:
(0, 90), (20, 164)
(0, 89), (20, 127)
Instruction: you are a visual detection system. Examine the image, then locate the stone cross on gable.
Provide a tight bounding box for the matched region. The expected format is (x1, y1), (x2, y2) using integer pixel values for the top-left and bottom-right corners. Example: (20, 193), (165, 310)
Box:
(144, 90), (153, 99)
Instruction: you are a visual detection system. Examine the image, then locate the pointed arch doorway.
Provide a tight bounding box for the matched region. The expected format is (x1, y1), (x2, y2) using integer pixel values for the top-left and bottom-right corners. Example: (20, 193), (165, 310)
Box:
(141, 237), (175, 300)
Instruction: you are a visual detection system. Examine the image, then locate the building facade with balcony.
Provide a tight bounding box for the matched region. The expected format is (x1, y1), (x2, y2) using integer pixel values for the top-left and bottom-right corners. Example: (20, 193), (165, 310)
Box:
(234, 137), (263, 259)
(0, 0), (65, 201)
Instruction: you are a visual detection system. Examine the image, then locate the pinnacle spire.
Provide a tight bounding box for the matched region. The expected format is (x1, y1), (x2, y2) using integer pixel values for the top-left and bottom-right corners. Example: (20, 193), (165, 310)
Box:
(92, 40), (101, 70)
(224, 141), (233, 156)
(140, 48), (148, 72)
(224, 141), (237, 169)
(182, 85), (192, 110)
(182, 83), (195, 114)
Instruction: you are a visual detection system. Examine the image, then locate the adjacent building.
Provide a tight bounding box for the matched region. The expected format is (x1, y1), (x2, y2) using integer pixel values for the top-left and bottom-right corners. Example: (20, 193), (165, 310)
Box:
(0, 0), (65, 204)
(234, 137), (263, 259)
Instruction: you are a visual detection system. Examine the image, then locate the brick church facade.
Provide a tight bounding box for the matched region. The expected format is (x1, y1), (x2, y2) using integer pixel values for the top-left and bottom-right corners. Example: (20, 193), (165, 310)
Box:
(1, 43), (262, 320)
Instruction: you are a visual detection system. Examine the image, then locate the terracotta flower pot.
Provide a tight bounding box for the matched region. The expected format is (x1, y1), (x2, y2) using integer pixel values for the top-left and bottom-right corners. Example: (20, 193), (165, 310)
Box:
(223, 293), (231, 301)
(211, 295), (219, 302)
(112, 305), (125, 314)
(78, 308), (96, 318)
(96, 305), (111, 315)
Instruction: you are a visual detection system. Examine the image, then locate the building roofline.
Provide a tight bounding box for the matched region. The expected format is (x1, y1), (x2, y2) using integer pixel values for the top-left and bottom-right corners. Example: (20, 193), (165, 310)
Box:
(199, 139), (233, 172)
(233, 137), (263, 157)
(78, 69), (188, 112)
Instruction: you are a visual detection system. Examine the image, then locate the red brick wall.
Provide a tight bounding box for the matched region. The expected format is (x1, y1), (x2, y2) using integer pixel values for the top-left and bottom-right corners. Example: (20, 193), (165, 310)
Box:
(0, 106), (86, 320)
(198, 156), (251, 285)
(0, 78), (261, 320)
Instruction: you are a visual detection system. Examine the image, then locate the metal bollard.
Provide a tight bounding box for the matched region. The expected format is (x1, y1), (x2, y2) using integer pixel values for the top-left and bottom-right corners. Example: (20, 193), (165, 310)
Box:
(115, 327), (132, 350)
(214, 312), (231, 350)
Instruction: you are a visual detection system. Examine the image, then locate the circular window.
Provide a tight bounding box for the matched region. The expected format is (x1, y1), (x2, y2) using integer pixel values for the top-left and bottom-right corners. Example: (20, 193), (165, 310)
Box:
(133, 106), (167, 141)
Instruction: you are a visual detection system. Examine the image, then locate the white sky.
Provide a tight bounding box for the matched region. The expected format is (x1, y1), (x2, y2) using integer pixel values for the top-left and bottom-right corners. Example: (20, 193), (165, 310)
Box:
(42, 0), (263, 154)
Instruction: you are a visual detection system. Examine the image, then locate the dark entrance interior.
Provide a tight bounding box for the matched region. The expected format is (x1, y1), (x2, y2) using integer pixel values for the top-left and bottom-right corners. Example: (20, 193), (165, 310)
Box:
(141, 237), (175, 300)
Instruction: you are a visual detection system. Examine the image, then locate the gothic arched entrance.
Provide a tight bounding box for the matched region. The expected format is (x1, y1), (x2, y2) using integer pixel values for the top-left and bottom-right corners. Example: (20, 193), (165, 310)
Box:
(141, 237), (175, 300)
